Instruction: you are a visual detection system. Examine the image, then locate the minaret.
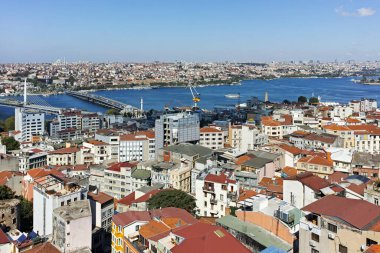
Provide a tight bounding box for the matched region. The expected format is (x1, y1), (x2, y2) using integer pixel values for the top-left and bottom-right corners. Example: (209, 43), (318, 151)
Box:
(264, 91), (268, 102)
(23, 78), (27, 106)
(140, 97), (143, 112)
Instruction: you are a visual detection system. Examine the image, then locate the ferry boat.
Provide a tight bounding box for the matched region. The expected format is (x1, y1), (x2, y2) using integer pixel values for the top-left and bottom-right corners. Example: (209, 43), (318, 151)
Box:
(225, 93), (240, 99)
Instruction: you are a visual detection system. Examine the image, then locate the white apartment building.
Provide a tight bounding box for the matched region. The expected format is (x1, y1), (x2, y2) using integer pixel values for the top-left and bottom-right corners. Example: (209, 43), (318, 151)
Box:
(199, 127), (225, 150)
(15, 108), (45, 142)
(95, 129), (120, 161)
(82, 139), (111, 164)
(195, 172), (238, 218)
(261, 115), (296, 139)
(330, 105), (353, 119)
(119, 131), (155, 162)
(33, 175), (87, 236)
(102, 162), (150, 199)
(52, 200), (92, 252)
(155, 112), (200, 151)
(229, 124), (268, 152)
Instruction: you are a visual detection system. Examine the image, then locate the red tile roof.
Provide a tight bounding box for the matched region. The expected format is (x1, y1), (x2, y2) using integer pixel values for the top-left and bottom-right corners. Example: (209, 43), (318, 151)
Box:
(112, 207), (196, 227)
(204, 173), (236, 184)
(200, 127), (222, 133)
(278, 144), (303, 155)
(0, 229), (9, 244)
(88, 192), (114, 204)
(327, 171), (349, 184)
(117, 192), (136, 206)
(282, 166), (298, 177)
(171, 222), (250, 253)
(48, 147), (79, 154)
(107, 161), (136, 172)
(298, 154), (333, 167)
(23, 242), (61, 253)
(133, 189), (161, 203)
(365, 245), (380, 253)
(285, 172), (330, 191)
(303, 195), (380, 230)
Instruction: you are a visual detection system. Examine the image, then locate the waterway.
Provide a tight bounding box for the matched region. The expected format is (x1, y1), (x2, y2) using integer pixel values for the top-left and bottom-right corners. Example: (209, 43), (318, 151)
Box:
(1, 77), (379, 120)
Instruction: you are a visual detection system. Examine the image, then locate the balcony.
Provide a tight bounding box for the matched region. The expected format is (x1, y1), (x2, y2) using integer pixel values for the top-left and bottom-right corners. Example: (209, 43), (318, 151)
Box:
(210, 199), (218, 205)
(210, 209), (219, 215)
(131, 240), (149, 253)
(227, 192), (237, 200)
(203, 186), (215, 193)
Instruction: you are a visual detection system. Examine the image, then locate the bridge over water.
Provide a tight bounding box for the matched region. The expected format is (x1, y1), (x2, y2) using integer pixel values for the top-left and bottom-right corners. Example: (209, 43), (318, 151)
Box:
(66, 91), (139, 112)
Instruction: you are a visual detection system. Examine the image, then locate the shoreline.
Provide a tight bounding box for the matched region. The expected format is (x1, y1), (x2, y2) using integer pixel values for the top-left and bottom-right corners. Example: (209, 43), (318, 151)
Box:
(1, 75), (358, 97)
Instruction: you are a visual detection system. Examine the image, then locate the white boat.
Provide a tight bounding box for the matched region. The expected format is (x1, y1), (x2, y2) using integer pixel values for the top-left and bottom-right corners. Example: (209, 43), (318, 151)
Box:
(225, 93), (240, 99)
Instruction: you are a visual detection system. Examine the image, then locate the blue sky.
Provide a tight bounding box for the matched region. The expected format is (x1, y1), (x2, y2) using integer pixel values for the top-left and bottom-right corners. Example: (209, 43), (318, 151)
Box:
(0, 0), (379, 63)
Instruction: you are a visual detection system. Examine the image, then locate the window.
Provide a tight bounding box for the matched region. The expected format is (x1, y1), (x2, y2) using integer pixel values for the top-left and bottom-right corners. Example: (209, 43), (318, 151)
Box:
(311, 233), (319, 242)
(339, 244), (347, 253)
(328, 223), (337, 233)
(13, 218), (16, 224)
(367, 238), (378, 246)
(135, 225), (140, 231)
(311, 249), (319, 253)
(220, 194), (224, 201)
(375, 198), (379, 206)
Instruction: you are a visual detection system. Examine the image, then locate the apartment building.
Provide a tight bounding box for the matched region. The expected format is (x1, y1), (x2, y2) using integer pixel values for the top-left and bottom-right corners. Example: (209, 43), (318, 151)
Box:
(199, 127), (225, 150)
(229, 124), (267, 152)
(119, 131), (155, 162)
(300, 195), (380, 253)
(261, 114), (296, 139)
(155, 112), (200, 151)
(95, 129), (120, 161)
(52, 200), (92, 252)
(47, 146), (80, 166)
(195, 172), (238, 218)
(15, 108), (45, 142)
(0, 199), (20, 231)
(87, 191), (114, 232)
(33, 175), (88, 236)
(82, 139), (110, 164)
(297, 153), (334, 178)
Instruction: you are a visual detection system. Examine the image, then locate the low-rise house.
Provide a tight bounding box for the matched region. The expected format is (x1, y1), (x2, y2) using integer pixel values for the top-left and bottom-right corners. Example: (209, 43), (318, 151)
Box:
(283, 172), (330, 209)
(297, 152), (334, 178)
(47, 146), (80, 166)
(0, 171), (23, 196)
(300, 195), (380, 253)
(352, 152), (380, 179)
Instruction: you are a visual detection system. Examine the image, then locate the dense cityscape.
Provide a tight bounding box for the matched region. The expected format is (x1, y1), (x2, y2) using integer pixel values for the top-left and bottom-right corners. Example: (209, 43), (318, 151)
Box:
(1, 61), (380, 95)
(2, 1), (380, 253)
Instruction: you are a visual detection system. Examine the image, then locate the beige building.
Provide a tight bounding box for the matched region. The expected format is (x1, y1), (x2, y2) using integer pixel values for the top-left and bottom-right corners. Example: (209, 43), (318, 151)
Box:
(200, 127), (225, 150)
(228, 124), (267, 152)
(297, 153), (334, 179)
(47, 147), (80, 166)
(300, 195), (380, 253)
(82, 139), (111, 164)
(323, 124), (355, 149)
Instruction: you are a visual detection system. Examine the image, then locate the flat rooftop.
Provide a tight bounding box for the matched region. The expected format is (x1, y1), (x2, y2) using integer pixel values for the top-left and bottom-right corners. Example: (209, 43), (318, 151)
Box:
(53, 200), (91, 221)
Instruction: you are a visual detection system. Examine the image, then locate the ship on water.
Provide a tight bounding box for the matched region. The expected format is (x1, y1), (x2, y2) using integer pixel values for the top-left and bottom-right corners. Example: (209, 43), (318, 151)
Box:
(225, 93), (240, 99)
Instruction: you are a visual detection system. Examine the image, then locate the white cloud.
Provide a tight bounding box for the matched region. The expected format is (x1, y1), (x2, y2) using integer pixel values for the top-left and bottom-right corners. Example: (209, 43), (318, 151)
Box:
(335, 6), (376, 17)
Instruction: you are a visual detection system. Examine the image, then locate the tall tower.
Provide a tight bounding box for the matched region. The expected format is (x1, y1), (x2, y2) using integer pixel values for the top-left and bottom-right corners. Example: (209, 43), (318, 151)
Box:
(140, 97), (143, 112)
(264, 91), (268, 102)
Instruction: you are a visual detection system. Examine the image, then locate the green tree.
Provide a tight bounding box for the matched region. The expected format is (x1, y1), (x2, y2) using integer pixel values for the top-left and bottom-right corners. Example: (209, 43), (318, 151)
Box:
(4, 116), (15, 131)
(2, 136), (20, 151)
(147, 189), (196, 214)
(19, 198), (33, 232)
(309, 97), (319, 104)
(106, 109), (120, 115)
(283, 99), (291, 105)
(0, 185), (15, 200)
(297, 96), (307, 103)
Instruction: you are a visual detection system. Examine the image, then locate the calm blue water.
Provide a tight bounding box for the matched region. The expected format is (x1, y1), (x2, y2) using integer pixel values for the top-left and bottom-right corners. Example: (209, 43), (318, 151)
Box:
(1, 77), (379, 120)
